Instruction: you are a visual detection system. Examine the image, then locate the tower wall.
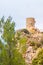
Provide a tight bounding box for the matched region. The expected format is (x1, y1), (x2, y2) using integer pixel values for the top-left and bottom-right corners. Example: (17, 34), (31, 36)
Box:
(26, 18), (35, 33)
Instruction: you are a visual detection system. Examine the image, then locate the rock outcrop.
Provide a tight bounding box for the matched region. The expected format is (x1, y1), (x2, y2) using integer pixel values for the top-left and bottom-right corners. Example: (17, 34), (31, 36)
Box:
(16, 18), (43, 65)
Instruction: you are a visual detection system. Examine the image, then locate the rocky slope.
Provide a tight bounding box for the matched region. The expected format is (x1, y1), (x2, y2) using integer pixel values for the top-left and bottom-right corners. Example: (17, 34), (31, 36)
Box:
(15, 28), (43, 65)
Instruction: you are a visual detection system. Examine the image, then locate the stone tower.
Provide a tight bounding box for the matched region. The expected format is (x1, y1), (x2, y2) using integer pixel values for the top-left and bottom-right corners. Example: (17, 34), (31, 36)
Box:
(26, 18), (36, 33)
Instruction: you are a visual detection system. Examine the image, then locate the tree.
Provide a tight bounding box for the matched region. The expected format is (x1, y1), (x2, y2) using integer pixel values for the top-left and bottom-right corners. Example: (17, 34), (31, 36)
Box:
(0, 16), (27, 65)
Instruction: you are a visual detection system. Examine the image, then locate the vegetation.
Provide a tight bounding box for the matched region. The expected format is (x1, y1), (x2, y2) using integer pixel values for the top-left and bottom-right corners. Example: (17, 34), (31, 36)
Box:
(31, 49), (43, 65)
(0, 16), (43, 65)
(16, 35), (27, 54)
(0, 16), (27, 65)
(30, 41), (41, 49)
(19, 37), (27, 54)
(21, 29), (29, 34)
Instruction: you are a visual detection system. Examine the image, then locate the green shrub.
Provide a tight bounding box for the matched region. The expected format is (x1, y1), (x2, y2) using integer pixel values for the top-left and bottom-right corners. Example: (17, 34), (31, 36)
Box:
(19, 37), (27, 45)
(30, 41), (41, 50)
(31, 49), (43, 65)
(30, 41), (35, 46)
(21, 29), (29, 34)
(18, 37), (27, 54)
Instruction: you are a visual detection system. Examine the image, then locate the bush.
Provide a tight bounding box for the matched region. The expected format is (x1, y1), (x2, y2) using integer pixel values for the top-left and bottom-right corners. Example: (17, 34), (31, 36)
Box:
(21, 29), (29, 34)
(30, 41), (41, 49)
(18, 37), (27, 54)
(19, 37), (27, 45)
(31, 49), (43, 65)
(30, 41), (35, 46)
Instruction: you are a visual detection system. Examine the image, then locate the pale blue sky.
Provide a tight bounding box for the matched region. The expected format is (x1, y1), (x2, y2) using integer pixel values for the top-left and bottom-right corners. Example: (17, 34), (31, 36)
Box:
(0, 0), (43, 31)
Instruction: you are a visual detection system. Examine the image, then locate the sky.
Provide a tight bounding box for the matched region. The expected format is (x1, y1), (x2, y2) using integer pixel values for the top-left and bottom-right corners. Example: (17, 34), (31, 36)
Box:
(0, 0), (43, 31)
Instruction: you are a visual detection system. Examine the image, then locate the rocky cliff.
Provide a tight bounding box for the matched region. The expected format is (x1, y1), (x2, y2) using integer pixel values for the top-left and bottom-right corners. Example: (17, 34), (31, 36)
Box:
(15, 28), (43, 65)
(15, 18), (43, 65)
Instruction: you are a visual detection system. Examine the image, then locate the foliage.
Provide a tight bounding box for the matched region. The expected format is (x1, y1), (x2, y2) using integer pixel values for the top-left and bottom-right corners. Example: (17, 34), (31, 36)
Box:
(30, 41), (41, 49)
(30, 41), (35, 46)
(16, 32), (21, 40)
(31, 49), (43, 65)
(0, 40), (9, 65)
(21, 29), (29, 34)
(18, 37), (27, 54)
(0, 16), (4, 33)
(12, 49), (27, 65)
(0, 16), (27, 65)
(40, 36), (43, 45)
(19, 37), (27, 45)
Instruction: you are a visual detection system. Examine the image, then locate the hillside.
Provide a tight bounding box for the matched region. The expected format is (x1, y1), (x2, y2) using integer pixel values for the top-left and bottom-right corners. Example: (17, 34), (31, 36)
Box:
(15, 28), (43, 65)
(15, 18), (43, 65)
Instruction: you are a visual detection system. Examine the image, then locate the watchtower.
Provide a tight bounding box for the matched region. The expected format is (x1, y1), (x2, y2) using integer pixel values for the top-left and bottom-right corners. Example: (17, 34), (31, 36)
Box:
(26, 18), (36, 33)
